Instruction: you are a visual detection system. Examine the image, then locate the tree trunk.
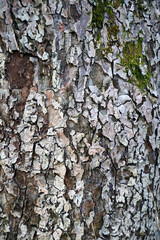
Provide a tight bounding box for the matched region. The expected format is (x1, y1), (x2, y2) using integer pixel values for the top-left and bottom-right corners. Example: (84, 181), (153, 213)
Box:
(0, 0), (159, 239)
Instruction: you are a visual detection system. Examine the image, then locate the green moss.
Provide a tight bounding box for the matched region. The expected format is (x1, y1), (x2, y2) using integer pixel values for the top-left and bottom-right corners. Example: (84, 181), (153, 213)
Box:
(91, 0), (106, 30)
(96, 48), (104, 59)
(91, 0), (112, 30)
(90, 0), (122, 42)
(103, 45), (113, 55)
(103, 22), (120, 58)
(137, 0), (143, 11)
(120, 38), (151, 91)
(108, 23), (119, 41)
(134, 0), (148, 17)
(0, 217), (8, 233)
(89, 0), (123, 58)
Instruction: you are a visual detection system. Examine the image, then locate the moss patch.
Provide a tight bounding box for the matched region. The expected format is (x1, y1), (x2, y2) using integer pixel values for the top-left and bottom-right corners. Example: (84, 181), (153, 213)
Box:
(91, 0), (112, 30)
(137, 0), (143, 11)
(133, 0), (149, 18)
(120, 37), (151, 91)
(89, 0), (123, 59)
(91, 0), (106, 30)
(90, 0), (122, 41)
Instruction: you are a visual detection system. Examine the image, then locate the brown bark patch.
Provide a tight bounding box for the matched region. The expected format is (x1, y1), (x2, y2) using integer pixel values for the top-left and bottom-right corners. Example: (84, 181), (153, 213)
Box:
(93, 211), (105, 238)
(64, 167), (76, 193)
(70, 4), (81, 21)
(92, 186), (101, 201)
(6, 52), (34, 89)
(6, 52), (35, 120)
(83, 200), (95, 216)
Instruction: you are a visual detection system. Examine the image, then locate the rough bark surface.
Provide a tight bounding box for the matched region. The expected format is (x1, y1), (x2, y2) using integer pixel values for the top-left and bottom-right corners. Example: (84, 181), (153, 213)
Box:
(0, 0), (159, 239)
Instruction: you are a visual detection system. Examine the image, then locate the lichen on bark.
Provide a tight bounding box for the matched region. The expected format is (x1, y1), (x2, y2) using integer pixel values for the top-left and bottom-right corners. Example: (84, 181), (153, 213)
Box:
(0, 0), (159, 239)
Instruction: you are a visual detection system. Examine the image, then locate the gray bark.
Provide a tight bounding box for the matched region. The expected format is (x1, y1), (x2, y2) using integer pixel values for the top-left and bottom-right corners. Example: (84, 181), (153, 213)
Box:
(0, 0), (159, 239)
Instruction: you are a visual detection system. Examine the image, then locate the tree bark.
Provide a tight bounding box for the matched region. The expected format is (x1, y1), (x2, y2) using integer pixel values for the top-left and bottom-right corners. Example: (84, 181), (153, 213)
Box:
(0, 0), (159, 239)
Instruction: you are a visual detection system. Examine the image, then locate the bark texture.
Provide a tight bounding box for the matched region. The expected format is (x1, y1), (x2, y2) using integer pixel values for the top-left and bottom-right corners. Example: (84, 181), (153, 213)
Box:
(0, 0), (159, 239)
